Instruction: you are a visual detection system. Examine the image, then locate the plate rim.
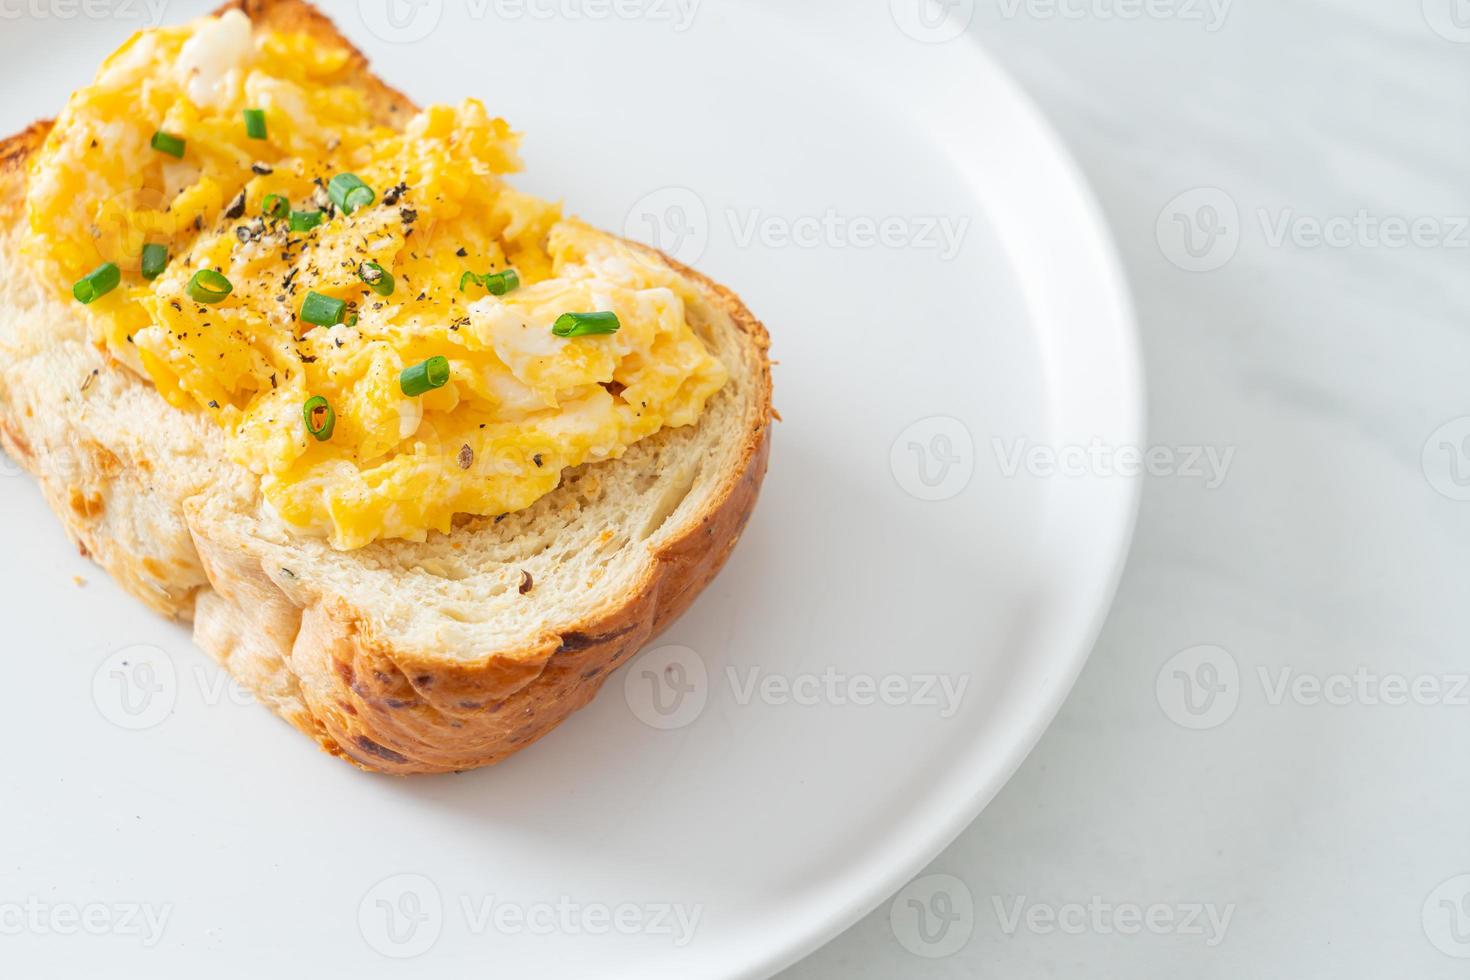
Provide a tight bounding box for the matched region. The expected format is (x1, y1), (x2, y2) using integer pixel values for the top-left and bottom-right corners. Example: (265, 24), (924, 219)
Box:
(0, 6), (1144, 978)
(726, 19), (1146, 980)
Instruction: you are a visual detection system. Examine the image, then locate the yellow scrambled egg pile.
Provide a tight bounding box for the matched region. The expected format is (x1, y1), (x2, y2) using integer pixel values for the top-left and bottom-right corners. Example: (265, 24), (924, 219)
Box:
(25, 10), (726, 550)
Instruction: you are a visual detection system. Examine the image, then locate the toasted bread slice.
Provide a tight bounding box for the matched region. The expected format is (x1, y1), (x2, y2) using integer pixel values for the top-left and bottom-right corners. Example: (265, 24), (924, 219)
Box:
(0, 0), (772, 774)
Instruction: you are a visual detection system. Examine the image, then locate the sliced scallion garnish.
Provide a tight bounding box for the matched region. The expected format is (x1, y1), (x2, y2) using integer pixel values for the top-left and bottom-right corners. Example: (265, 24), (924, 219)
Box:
(483, 270), (520, 295)
(289, 209), (324, 232)
(327, 173), (374, 214)
(150, 131), (185, 158)
(400, 355), (450, 397)
(459, 268), (520, 296)
(551, 311), (620, 338)
(242, 108), (267, 140)
(72, 262), (120, 304)
(186, 269), (233, 304)
(140, 243), (167, 281)
(300, 291), (346, 327)
(358, 260), (394, 297)
(262, 194), (289, 219)
(303, 395), (335, 441)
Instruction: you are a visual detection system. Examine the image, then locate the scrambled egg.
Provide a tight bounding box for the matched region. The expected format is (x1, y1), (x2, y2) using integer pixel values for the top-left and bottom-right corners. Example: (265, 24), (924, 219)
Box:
(25, 10), (726, 550)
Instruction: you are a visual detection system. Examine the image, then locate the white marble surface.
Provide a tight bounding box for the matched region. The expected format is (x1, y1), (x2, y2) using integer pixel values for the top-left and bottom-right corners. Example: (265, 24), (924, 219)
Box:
(784, 1), (1470, 976)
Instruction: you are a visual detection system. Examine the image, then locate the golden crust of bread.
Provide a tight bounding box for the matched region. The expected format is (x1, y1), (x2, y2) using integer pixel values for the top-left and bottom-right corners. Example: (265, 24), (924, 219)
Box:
(0, 0), (773, 774)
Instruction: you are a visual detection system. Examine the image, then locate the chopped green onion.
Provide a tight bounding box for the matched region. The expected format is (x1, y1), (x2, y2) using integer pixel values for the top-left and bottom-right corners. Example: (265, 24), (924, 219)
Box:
(140, 243), (167, 281)
(300, 291), (346, 327)
(72, 262), (120, 304)
(358, 260), (394, 297)
(289, 209), (324, 231)
(400, 355), (450, 397)
(484, 270), (520, 295)
(186, 269), (233, 304)
(150, 131), (185, 158)
(327, 173), (375, 214)
(303, 396), (335, 441)
(459, 268), (520, 296)
(552, 311), (621, 338)
(242, 108), (267, 140)
(289, 209), (324, 232)
(262, 194), (289, 219)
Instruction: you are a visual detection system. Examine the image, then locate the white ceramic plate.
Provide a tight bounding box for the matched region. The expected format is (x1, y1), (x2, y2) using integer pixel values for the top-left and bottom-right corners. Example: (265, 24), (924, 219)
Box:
(0, 1), (1140, 976)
